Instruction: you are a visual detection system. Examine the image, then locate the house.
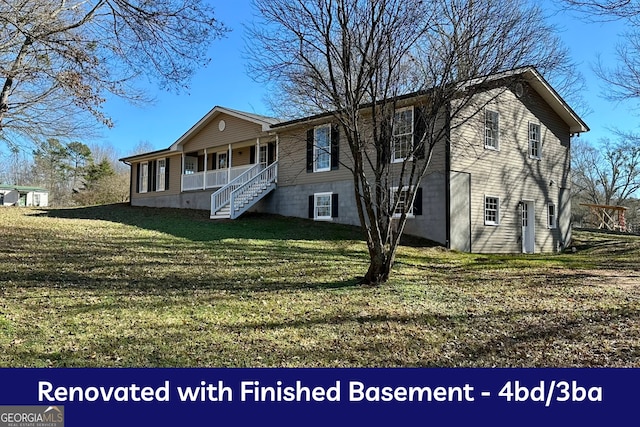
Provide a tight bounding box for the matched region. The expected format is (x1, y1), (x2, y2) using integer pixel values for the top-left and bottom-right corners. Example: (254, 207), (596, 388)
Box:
(120, 67), (588, 254)
(0, 185), (49, 207)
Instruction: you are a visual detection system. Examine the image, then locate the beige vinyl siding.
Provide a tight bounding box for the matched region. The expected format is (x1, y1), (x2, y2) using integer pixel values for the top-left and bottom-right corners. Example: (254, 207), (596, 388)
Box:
(231, 145), (252, 166)
(418, 111), (448, 174)
(167, 154), (182, 193)
(276, 129), (353, 186)
(450, 84), (570, 253)
(130, 153), (182, 202)
(182, 113), (265, 153)
(276, 104), (448, 188)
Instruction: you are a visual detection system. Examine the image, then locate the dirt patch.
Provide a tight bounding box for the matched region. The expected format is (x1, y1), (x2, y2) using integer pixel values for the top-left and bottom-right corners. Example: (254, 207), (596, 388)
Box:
(574, 269), (640, 289)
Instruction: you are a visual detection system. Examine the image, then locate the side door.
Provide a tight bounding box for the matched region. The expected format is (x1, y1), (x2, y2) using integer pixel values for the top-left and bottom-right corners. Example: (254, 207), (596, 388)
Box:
(522, 200), (535, 254)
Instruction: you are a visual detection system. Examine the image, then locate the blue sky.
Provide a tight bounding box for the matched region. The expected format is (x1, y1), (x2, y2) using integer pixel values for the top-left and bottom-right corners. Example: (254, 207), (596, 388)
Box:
(92, 1), (638, 156)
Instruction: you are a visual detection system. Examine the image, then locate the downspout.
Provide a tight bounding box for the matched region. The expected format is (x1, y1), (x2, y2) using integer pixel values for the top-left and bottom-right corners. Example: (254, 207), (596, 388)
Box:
(123, 160), (133, 205)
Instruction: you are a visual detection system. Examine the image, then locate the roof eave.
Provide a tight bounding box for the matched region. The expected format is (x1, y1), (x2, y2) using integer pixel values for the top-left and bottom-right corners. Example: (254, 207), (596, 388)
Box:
(522, 68), (589, 134)
(169, 106), (279, 150)
(119, 148), (174, 164)
(271, 67), (590, 135)
(120, 106), (280, 163)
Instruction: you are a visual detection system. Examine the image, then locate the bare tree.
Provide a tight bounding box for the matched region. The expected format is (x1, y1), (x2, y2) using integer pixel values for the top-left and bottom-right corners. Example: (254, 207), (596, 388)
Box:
(84, 141), (131, 203)
(564, 0), (640, 103)
(572, 137), (640, 206)
(563, 0), (640, 19)
(0, 0), (227, 148)
(0, 145), (32, 185)
(129, 140), (158, 157)
(250, 0), (578, 284)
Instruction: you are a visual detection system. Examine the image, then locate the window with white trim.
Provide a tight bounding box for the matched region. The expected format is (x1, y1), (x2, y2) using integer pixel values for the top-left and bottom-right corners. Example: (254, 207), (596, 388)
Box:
(547, 203), (557, 229)
(139, 162), (149, 193)
(392, 107), (414, 162)
(529, 123), (541, 159)
(484, 196), (500, 226)
(485, 109), (499, 150)
(314, 192), (332, 220)
(391, 186), (415, 218)
(33, 193), (41, 206)
(156, 158), (166, 192)
(314, 125), (331, 172)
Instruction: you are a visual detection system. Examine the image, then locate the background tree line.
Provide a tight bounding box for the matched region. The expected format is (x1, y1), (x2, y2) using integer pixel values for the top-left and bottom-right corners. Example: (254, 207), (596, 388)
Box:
(0, 0), (222, 207)
(564, 0), (640, 231)
(0, 139), (137, 206)
(571, 136), (640, 230)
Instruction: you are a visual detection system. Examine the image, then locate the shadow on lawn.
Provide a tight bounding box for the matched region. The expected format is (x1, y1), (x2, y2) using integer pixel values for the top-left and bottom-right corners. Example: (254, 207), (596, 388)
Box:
(11, 302), (640, 367)
(40, 203), (440, 248)
(40, 204), (354, 242)
(1, 251), (364, 294)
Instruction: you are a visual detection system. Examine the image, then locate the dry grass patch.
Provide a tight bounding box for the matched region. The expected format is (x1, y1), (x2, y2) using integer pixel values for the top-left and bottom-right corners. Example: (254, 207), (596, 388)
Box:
(0, 205), (639, 367)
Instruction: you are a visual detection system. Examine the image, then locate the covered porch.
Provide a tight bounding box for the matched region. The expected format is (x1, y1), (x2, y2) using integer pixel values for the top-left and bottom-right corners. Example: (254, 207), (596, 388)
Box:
(181, 140), (276, 192)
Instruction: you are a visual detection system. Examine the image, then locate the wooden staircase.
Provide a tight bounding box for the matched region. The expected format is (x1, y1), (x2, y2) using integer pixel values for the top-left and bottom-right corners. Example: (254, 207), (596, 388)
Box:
(210, 162), (278, 220)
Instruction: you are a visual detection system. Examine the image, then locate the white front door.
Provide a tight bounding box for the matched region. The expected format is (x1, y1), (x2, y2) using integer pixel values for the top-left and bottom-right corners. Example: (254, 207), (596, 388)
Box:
(522, 201), (535, 254)
(259, 145), (267, 164)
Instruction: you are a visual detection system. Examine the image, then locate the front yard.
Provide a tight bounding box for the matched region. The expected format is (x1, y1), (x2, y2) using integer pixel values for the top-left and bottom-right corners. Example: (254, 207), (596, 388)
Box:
(0, 205), (638, 367)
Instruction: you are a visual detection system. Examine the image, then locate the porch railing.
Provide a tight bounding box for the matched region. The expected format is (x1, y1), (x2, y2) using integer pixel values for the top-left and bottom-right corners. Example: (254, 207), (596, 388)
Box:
(181, 172), (205, 191)
(182, 164), (257, 192)
(210, 163), (264, 215)
(205, 169), (229, 188)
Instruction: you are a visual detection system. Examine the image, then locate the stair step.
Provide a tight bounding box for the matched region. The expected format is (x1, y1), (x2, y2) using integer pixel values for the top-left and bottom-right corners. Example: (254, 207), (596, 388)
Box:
(210, 213), (230, 219)
(210, 175), (276, 220)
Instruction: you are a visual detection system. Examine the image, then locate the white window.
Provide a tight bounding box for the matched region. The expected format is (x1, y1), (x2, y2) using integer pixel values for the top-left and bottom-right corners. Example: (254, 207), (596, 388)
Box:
(218, 152), (228, 169)
(139, 162), (149, 193)
(548, 203), (557, 229)
(485, 109), (499, 150)
(156, 158), (166, 192)
(33, 193), (41, 206)
(314, 125), (331, 172)
(529, 123), (541, 159)
(314, 192), (332, 220)
(392, 107), (414, 162)
(391, 186), (415, 218)
(484, 196), (500, 226)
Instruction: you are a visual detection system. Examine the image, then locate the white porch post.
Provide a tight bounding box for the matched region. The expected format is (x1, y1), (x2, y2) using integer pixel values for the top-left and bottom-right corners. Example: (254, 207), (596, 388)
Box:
(276, 134), (279, 183)
(203, 148), (208, 190)
(227, 143), (232, 183)
(256, 138), (260, 165)
(181, 153), (185, 191)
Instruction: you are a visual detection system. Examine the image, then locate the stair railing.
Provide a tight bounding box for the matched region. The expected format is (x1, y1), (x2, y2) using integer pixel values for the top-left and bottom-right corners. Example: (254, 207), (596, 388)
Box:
(210, 163), (263, 216)
(229, 162), (278, 219)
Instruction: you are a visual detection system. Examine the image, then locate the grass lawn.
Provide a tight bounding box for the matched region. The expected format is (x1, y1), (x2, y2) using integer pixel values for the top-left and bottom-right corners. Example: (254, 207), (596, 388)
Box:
(1, 204), (639, 367)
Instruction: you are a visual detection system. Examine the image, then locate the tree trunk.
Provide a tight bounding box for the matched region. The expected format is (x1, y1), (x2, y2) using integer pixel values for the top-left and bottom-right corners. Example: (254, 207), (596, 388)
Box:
(362, 246), (394, 285)
(0, 36), (33, 129)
